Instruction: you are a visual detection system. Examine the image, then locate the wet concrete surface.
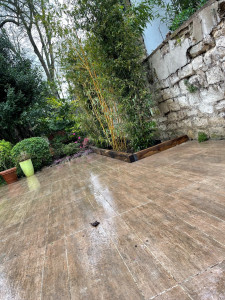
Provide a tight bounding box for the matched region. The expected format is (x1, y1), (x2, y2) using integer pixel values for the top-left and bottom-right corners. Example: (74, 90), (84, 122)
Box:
(0, 140), (225, 300)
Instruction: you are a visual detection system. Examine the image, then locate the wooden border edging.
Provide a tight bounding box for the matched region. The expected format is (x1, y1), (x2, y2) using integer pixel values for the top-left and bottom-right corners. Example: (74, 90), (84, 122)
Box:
(133, 135), (189, 161)
(90, 135), (189, 163)
(89, 147), (134, 163)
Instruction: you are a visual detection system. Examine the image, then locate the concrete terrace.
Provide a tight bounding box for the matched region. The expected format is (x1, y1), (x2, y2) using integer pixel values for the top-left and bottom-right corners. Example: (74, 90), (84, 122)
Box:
(0, 140), (225, 300)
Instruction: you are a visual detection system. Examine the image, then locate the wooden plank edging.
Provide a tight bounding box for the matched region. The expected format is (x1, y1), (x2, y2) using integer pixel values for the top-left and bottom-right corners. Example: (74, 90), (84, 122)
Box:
(90, 135), (189, 163)
(134, 135), (189, 160)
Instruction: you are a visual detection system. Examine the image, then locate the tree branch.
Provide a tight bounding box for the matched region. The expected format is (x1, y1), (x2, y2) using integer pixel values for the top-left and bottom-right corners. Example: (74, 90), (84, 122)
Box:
(0, 18), (19, 28)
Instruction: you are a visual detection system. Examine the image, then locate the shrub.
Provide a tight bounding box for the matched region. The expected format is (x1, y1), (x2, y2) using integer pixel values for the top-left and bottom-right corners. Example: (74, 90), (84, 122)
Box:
(0, 139), (14, 185)
(63, 143), (80, 156)
(198, 132), (208, 143)
(11, 137), (52, 173)
(51, 144), (65, 159)
(0, 139), (13, 171)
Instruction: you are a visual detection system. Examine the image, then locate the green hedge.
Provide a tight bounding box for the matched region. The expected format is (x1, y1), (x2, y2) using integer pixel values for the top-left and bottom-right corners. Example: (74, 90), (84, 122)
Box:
(11, 137), (52, 174)
(0, 139), (13, 185)
(0, 139), (13, 171)
(63, 142), (80, 156)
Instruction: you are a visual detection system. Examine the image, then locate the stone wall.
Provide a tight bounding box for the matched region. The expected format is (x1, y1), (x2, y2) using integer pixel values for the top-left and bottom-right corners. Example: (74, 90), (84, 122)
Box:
(145, 0), (225, 140)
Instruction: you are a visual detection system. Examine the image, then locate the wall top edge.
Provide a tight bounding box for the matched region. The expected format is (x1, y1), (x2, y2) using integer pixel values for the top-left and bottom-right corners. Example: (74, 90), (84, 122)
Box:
(143, 0), (218, 62)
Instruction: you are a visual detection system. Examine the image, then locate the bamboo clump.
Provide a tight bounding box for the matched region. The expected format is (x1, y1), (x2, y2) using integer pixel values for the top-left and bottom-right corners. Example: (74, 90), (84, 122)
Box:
(73, 36), (127, 152)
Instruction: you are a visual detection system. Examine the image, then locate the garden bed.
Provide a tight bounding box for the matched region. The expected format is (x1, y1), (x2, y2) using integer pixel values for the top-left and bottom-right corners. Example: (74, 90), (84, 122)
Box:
(90, 135), (189, 163)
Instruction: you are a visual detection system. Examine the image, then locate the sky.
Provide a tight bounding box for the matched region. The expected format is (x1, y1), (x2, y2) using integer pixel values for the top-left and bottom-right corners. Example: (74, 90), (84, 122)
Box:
(131, 0), (172, 55)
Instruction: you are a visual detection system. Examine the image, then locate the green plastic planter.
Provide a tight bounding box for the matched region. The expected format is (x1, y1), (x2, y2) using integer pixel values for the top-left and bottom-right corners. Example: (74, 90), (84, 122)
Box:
(19, 159), (34, 177)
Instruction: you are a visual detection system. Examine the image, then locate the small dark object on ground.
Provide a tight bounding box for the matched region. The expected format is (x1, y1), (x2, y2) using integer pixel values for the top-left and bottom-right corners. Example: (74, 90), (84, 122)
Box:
(135, 245), (137, 248)
(91, 221), (100, 227)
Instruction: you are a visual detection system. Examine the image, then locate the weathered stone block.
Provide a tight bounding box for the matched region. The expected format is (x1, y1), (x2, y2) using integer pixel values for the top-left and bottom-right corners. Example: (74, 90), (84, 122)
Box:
(208, 116), (225, 126)
(177, 95), (189, 108)
(182, 119), (192, 128)
(186, 109), (198, 117)
(167, 123), (177, 130)
(192, 118), (209, 127)
(157, 117), (167, 123)
(161, 78), (171, 89)
(199, 103), (214, 114)
(198, 2), (219, 37)
(209, 127), (225, 138)
(192, 16), (203, 43)
(188, 92), (201, 106)
(162, 88), (172, 101)
(213, 22), (225, 39)
(207, 46), (225, 62)
(167, 99), (180, 111)
(167, 112), (178, 122)
(153, 38), (191, 80)
(200, 86), (224, 103)
(187, 130), (196, 139)
(190, 42), (206, 58)
(148, 38), (191, 81)
(177, 110), (186, 120)
(189, 75), (204, 88)
(170, 72), (180, 86)
(206, 66), (224, 84)
(203, 48), (214, 65)
(159, 102), (170, 115)
(192, 55), (203, 71)
(195, 70), (208, 84)
(179, 79), (188, 94)
(216, 36), (225, 48)
(189, 36), (215, 58)
(204, 35), (216, 47)
(158, 124), (167, 132)
(170, 85), (181, 97)
(178, 63), (194, 79)
(215, 99), (225, 111)
(161, 43), (170, 57)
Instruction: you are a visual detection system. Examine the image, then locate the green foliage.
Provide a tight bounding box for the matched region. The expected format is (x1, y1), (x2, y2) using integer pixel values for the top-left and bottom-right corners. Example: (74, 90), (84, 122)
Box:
(198, 132), (208, 143)
(36, 97), (80, 137)
(0, 33), (50, 143)
(0, 32), (79, 142)
(63, 143), (80, 156)
(49, 131), (84, 158)
(16, 151), (31, 163)
(169, 6), (196, 31)
(60, 0), (158, 151)
(184, 79), (198, 93)
(0, 140), (13, 171)
(11, 137), (52, 174)
(168, 0), (209, 31)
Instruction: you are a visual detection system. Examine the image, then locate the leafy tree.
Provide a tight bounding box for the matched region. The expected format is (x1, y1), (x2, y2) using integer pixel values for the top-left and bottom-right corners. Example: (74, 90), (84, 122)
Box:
(0, 33), (49, 143)
(0, 0), (58, 93)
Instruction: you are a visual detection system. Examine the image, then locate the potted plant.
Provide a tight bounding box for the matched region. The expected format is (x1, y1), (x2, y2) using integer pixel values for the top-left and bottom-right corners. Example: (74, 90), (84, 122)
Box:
(0, 140), (18, 184)
(17, 151), (34, 177)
